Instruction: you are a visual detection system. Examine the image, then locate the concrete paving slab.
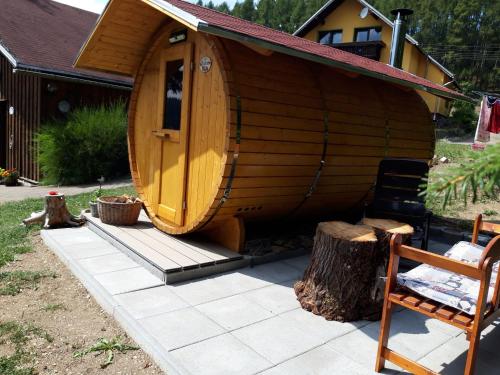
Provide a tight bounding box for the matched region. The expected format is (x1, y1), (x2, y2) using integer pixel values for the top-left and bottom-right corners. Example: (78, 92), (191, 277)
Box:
(247, 261), (304, 284)
(326, 323), (404, 373)
(77, 253), (139, 275)
(282, 255), (310, 272)
(168, 277), (238, 306)
(94, 267), (164, 295)
(232, 315), (323, 364)
(419, 333), (499, 374)
(360, 310), (460, 361)
(210, 269), (273, 295)
(60, 240), (120, 259)
(170, 333), (272, 375)
(279, 308), (369, 343)
(243, 283), (300, 315)
(114, 286), (189, 319)
(139, 307), (225, 351)
(196, 294), (274, 331)
(47, 227), (102, 245)
(259, 344), (376, 375)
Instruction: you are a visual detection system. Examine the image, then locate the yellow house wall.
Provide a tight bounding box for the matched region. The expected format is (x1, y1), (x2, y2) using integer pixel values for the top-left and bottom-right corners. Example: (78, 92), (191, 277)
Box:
(303, 0), (452, 116)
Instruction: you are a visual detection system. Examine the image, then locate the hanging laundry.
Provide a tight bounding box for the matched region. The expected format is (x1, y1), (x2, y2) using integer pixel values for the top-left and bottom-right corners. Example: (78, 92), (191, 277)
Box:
(474, 96), (491, 142)
(487, 99), (500, 134)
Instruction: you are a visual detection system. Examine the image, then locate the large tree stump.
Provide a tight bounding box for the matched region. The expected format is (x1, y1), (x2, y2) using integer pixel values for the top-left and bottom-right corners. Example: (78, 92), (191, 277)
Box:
(360, 218), (414, 318)
(22, 193), (86, 229)
(294, 221), (378, 322)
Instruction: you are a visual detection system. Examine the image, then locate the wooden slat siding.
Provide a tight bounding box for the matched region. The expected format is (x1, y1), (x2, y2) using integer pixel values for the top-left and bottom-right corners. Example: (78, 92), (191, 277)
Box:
(0, 54), (41, 180)
(77, 0), (165, 76)
(127, 19), (434, 235)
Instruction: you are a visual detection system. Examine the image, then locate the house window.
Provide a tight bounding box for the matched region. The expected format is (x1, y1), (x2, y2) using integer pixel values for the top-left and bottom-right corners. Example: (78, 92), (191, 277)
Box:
(318, 30), (343, 45)
(163, 59), (184, 130)
(354, 27), (381, 42)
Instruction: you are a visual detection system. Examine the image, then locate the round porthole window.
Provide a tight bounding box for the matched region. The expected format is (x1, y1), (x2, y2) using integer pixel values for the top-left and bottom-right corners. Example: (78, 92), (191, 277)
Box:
(58, 100), (71, 113)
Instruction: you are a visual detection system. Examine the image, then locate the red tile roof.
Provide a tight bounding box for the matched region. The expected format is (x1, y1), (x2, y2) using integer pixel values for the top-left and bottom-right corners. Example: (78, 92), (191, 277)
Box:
(158, 0), (465, 101)
(0, 0), (130, 86)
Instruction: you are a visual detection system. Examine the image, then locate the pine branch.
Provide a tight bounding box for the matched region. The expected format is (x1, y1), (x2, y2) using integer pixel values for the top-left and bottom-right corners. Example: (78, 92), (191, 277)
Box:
(425, 143), (500, 207)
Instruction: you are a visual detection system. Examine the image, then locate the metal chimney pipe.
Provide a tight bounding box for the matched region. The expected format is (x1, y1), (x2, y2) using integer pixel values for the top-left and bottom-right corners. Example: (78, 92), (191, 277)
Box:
(389, 8), (413, 69)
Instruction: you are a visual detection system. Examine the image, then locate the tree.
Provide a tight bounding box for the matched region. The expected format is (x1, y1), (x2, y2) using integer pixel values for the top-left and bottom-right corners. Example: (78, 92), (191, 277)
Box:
(216, 2), (231, 14)
(239, 0), (257, 22)
(256, 0), (276, 28)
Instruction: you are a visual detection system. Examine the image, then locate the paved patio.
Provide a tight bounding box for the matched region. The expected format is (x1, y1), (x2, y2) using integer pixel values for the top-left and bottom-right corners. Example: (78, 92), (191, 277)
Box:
(42, 227), (500, 375)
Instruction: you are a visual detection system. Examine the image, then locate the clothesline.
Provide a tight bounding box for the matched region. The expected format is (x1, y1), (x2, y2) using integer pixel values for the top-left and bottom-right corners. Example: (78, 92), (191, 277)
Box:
(474, 95), (499, 144)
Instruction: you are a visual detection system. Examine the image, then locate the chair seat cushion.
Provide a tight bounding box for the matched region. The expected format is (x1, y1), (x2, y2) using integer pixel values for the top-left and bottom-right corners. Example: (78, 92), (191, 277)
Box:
(397, 241), (499, 315)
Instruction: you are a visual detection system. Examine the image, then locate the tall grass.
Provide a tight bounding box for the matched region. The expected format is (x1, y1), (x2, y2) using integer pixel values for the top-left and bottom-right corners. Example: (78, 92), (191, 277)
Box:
(37, 102), (129, 185)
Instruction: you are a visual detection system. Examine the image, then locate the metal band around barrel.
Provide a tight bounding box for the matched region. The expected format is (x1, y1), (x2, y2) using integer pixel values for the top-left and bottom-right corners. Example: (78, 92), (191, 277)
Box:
(287, 111), (329, 217)
(197, 96), (241, 230)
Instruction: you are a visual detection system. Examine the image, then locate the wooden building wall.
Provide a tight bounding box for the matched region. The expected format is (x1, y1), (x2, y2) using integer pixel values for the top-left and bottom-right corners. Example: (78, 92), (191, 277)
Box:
(0, 52), (130, 182)
(208, 39), (434, 224)
(40, 78), (129, 122)
(0, 54), (41, 181)
(128, 26), (434, 236)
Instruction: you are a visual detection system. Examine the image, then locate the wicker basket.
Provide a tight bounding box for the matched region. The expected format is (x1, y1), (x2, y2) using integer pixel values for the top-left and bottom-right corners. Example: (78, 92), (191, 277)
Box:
(97, 196), (143, 226)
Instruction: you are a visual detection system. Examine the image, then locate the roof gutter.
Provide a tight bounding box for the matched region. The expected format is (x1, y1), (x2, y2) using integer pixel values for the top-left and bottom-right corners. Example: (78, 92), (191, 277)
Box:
(198, 24), (473, 103)
(0, 42), (18, 67)
(13, 64), (132, 90)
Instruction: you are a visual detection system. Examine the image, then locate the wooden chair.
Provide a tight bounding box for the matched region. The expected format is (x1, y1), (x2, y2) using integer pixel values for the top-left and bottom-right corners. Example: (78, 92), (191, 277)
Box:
(366, 158), (432, 250)
(376, 214), (500, 375)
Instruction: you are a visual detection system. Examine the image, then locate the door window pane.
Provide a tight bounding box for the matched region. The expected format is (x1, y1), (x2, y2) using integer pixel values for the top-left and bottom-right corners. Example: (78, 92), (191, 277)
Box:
(369, 28), (381, 41)
(355, 27), (381, 42)
(163, 59), (184, 130)
(318, 30), (343, 45)
(319, 32), (331, 45)
(332, 31), (343, 44)
(355, 29), (369, 42)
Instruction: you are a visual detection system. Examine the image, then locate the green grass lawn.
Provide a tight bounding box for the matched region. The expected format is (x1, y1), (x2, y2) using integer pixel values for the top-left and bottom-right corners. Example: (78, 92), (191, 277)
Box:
(433, 141), (470, 164)
(0, 185), (136, 373)
(427, 141), (499, 222)
(0, 185), (136, 278)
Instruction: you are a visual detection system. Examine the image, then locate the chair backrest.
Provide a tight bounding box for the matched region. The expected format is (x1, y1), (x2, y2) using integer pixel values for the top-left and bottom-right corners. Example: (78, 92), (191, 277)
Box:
(472, 214), (500, 244)
(371, 158), (429, 219)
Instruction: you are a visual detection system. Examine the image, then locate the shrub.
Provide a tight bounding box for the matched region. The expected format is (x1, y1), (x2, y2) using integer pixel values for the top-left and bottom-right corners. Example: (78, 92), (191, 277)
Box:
(37, 102), (129, 185)
(449, 100), (478, 134)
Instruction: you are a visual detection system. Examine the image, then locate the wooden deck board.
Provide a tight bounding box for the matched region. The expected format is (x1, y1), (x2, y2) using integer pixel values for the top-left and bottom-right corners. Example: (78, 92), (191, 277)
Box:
(84, 212), (245, 283)
(94, 219), (182, 271)
(126, 226), (209, 268)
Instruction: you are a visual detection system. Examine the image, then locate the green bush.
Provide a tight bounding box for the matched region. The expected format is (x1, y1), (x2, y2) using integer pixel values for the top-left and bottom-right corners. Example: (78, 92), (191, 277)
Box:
(449, 100), (478, 134)
(37, 102), (129, 185)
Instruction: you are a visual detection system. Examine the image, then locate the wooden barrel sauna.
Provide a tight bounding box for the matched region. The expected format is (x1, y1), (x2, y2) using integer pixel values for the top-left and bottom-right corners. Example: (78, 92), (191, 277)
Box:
(75, 0), (444, 251)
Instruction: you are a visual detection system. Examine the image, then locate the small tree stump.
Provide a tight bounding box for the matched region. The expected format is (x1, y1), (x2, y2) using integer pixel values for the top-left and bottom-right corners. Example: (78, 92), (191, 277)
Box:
(22, 193), (86, 229)
(294, 221), (378, 322)
(360, 217), (414, 318)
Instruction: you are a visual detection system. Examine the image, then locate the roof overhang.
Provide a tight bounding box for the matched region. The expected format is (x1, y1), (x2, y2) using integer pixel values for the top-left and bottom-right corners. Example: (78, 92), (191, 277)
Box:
(14, 64), (132, 89)
(199, 24), (469, 103)
(76, 0), (471, 103)
(1, 38), (131, 89)
(0, 42), (18, 67)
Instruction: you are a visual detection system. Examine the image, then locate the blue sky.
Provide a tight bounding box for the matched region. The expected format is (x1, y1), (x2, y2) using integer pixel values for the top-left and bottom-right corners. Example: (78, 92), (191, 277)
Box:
(53, 0), (238, 13)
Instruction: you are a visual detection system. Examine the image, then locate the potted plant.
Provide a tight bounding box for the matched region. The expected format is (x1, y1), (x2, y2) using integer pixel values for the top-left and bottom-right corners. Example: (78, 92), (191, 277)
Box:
(89, 177), (106, 217)
(0, 168), (5, 184)
(2, 169), (19, 186)
(89, 187), (102, 217)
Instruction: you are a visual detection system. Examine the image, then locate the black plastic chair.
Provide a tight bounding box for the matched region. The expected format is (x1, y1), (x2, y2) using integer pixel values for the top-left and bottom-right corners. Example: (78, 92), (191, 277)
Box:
(366, 158), (432, 250)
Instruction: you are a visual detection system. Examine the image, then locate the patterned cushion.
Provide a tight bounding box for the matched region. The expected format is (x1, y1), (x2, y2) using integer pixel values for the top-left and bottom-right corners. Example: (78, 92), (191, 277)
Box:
(397, 241), (499, 315)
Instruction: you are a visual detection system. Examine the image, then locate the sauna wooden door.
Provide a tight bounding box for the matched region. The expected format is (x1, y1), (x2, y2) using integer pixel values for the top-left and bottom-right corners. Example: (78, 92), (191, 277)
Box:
(155, 43), (193, 226)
